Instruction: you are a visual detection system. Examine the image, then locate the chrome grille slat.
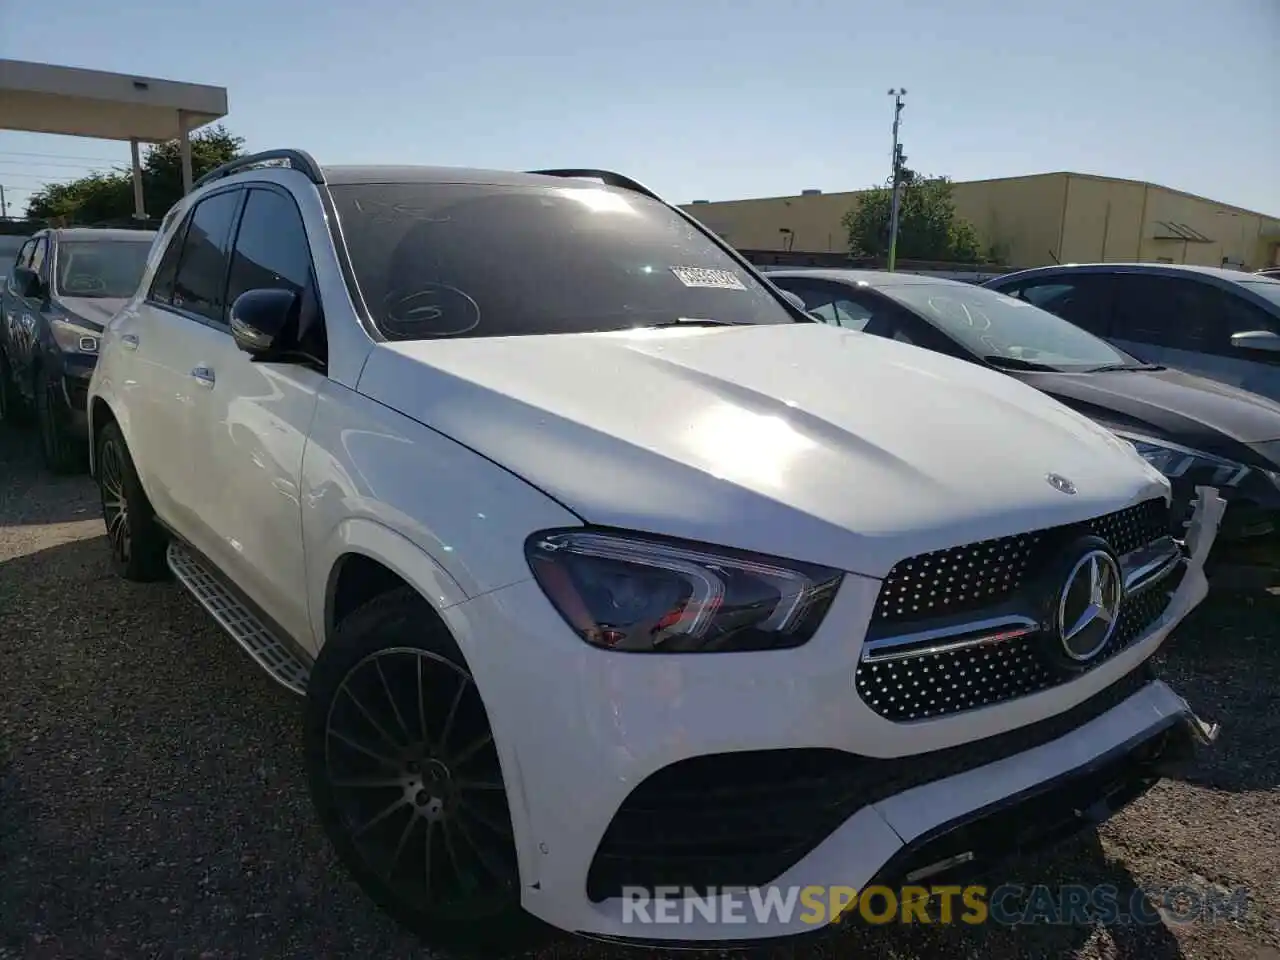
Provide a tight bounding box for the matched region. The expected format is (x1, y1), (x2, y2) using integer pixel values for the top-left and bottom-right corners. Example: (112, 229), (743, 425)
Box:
(873, 499), (1169, 627)
(858, 499), (1176, 722)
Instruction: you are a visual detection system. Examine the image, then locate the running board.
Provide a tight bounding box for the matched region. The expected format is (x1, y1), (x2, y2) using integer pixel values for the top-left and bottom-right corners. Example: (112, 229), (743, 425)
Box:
(167, 542), (311, 697)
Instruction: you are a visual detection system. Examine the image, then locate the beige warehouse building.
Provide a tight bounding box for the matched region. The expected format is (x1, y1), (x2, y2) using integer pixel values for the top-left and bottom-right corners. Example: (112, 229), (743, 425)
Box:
(679, 172), (1280, 271)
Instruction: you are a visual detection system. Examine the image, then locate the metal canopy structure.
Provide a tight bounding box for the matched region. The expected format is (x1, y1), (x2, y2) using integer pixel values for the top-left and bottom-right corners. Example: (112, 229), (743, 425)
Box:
(0, 59), (228, 219)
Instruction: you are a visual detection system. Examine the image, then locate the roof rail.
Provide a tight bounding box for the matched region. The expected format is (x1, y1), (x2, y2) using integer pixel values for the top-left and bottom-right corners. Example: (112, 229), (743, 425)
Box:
(192, 149), (325, 190)
(528, 169), (662, 203)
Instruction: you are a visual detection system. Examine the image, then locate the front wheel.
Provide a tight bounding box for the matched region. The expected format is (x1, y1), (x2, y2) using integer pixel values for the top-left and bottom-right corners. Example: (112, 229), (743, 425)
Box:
(303, 588), (550, 958)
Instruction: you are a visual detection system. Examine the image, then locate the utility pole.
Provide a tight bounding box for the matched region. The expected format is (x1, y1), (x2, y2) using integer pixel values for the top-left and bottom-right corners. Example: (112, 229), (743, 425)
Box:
(886, 88), (907, 272)
(0, 184), (7, 220)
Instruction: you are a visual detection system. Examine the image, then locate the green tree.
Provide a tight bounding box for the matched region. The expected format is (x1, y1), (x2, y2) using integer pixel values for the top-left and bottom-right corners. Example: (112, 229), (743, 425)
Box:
(841, 173), (984, 264)
(25, 125), (245, 223)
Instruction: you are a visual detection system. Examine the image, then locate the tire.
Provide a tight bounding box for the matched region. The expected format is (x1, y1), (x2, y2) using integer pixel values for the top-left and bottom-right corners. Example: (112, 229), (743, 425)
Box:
(34, 365), (84, 473)
(304, 587), (550, 958)
(0, 350), (30, 426)
(96, 420), (170, 582)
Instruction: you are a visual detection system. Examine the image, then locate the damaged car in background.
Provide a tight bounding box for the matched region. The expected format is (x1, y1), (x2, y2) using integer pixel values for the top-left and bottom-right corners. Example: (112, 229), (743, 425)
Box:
(1, 226), (156, 472)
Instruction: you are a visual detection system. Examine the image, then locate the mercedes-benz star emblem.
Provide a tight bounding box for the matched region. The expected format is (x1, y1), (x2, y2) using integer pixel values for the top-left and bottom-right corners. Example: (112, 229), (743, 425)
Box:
(1047, 473), (1077, 495)
(1057, 550), (1123, 662)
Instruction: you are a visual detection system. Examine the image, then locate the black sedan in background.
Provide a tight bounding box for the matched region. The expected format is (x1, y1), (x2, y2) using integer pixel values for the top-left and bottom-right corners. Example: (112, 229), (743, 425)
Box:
(1, 227), (155, 472)
(769, 268), (1280, 590)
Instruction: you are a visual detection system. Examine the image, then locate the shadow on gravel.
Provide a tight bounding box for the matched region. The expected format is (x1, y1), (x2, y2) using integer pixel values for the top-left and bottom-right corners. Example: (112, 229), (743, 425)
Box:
(0, 425), (96, 528)
(1153, 592), (1280, 793)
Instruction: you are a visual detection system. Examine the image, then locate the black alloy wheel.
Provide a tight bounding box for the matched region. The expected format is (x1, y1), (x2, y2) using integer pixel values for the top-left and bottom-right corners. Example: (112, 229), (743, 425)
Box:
(94, 421), (169, 581)
(305, 590), (548, 957)
(324, 647), (519, 916)
(98, 432), (132, 567)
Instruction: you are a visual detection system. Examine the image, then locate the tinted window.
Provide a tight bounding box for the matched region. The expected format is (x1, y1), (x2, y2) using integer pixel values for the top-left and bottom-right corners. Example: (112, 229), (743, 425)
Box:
(775, 279), (875, 331)
(14, 239), (34, 270)
(1110, 275), (1218, 350)
(169, 190), (242, 323)
(55, 240), (153, 299)
(1007, 275), (1112, 336)
(879, 282), (1134, 370)
(226, 189), (313, 303)
(329, 181), (797, 340)
(150, 217), (191, 304)
(1238, 280), (1280, 312)
(1220, 290), (1279, 337)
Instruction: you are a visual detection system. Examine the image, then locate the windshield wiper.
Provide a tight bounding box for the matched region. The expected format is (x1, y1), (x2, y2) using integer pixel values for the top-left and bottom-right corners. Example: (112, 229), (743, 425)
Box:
(1083, 362), (1166, 373)
(982, 354), (1062, 372)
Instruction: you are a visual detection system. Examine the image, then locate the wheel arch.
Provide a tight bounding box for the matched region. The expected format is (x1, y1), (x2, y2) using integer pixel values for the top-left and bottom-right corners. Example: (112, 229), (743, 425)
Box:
(87, 394), (118, 478)
(318, 518), (470, 652)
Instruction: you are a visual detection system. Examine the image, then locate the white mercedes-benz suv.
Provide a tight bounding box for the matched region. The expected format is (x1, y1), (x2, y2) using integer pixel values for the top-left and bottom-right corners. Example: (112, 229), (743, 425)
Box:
(88, 150), (1225, 956)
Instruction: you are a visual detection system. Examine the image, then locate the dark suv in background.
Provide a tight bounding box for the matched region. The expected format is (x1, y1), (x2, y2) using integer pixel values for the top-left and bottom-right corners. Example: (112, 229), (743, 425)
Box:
(770, 267), (1280, 592)
(984, 263), (1280, 405)
(1, 227), (156, 472)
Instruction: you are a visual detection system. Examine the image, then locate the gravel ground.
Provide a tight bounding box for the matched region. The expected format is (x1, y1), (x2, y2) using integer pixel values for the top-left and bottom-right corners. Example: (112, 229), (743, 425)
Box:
(1, 423), (1278, 960)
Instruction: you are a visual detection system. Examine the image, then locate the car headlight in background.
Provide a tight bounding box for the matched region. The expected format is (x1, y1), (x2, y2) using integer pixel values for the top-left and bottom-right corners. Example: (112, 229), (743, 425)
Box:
(526, 529), (843, 652)
(1113, 431), (1251, 488)
(49, 316), (100, 354)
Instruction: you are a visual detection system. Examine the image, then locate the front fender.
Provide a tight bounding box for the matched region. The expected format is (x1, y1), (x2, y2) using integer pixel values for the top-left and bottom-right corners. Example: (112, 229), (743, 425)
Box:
(299, 383), (584, 655)
(313, 518), (471, 651)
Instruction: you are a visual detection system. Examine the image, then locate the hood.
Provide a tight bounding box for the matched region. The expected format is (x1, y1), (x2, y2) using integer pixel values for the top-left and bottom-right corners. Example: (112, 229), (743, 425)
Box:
(1012, 365), (1280, 459)
(54, 296), (129, 330)
(358, 324), (1169, 578)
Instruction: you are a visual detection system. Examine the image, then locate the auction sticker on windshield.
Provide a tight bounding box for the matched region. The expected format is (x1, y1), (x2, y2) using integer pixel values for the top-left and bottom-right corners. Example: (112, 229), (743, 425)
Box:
(670, 266), (747, 290)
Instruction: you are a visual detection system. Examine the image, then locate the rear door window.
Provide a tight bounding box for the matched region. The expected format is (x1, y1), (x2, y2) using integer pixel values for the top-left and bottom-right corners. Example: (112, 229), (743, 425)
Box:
(1110, 275), (1219, 352)
(166, 189), (243, 325)
(1006, 274), (1113, 337)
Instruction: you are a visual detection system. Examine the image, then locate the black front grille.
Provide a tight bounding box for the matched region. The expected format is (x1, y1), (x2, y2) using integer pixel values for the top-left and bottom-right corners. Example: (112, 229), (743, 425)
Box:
(855, 567), (1180, 723)
(873, 498), (1169, 627)
(856, 498), (1176, 723)
(586, 664), (1154, 901)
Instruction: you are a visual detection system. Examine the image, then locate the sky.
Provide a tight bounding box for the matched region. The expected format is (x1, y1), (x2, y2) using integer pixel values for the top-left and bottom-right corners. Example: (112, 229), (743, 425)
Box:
(0, 0), (1276, 218)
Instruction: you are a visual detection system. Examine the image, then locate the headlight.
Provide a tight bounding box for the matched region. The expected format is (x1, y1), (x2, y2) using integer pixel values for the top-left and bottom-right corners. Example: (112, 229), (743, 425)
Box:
(1114, 431), (1250, 488)
(525, 529), (843, 652)
(50, 316), (100, 354)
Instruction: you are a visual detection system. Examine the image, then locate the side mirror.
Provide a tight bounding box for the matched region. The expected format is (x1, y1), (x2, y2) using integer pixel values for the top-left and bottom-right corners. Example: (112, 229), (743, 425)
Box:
(230, 288), (298, 358)
(1229, 330), (1280, 358)
(12, 266), (42, 299)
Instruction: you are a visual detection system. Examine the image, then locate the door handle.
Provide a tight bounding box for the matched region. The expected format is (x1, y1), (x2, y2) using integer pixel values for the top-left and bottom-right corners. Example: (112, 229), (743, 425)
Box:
(191, 366), (216, 387)
(121, 334), (140, 351)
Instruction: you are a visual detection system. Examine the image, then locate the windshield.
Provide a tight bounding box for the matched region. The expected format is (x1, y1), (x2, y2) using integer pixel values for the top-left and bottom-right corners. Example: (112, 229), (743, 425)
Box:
(329, 181), (797, 339)
(1240, 280), (1280, 311)
(55, 240), (153, 299)
(878, 282), (1137, 371)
